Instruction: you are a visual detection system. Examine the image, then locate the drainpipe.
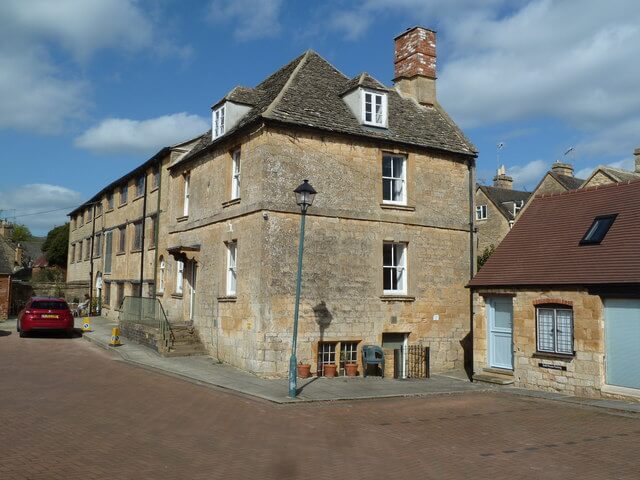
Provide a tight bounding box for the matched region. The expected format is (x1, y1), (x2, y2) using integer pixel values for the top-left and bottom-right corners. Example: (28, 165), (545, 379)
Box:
(89, 203), (96, 314)
(139, 173), (148, 297)
(468, 158), (477, 381)
(152, 163), (162, 299)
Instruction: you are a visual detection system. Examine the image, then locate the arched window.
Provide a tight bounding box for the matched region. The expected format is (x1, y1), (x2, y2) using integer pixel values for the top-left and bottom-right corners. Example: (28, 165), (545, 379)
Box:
(158, 256), (165, 294)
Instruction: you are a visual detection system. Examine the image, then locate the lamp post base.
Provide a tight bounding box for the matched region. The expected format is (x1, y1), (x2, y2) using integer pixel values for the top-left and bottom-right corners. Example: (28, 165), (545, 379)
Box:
(288, 354), (298, 398)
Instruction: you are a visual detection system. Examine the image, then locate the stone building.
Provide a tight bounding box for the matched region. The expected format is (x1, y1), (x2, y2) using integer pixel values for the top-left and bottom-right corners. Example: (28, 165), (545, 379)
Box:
(475, 166), (530, 255)
(158, 26), (477, 377)
(469, 180), (640, 400)
(0, 236), (15, 319)
(581, 147), (640, 188)
(66, 139), (200, 316)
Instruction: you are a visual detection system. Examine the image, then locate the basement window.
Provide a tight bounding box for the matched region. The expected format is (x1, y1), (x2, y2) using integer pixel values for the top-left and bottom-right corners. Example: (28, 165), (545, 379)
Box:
(580, 214), (617, 245)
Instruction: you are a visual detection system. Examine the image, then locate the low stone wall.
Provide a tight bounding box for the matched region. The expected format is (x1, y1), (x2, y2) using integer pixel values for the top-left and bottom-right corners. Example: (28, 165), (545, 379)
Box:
(119, 322), (159, 351)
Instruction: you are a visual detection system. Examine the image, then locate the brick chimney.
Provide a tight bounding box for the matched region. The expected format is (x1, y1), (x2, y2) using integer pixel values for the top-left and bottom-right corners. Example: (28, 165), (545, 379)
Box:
(15, 243), (23, 267)
(393, 26), (437, 106)
(0, 220), (13, 239)
(551, 161), (574, 177)
(634, 147), (640, 173)
(493, 165), (513, 190)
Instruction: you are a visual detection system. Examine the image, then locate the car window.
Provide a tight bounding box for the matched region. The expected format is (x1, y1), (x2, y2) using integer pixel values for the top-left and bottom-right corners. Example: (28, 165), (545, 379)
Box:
(31, 301), (69, 310)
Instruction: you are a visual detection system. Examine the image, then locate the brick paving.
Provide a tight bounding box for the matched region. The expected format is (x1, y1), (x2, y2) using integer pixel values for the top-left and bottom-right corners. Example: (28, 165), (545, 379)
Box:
(1, 324), (640, 479)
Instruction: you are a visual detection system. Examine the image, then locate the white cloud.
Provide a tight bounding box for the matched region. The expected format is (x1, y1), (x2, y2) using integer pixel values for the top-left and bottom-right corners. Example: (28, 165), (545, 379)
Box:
(0, 0), (153, 61)
(0, 46), (87, 133)
(74, 113), (209, 155)
(509, 159), (548, 189)
(0, 0), (187, 133)
(207, 0), (283, 41)
(0, 184), (82, 235)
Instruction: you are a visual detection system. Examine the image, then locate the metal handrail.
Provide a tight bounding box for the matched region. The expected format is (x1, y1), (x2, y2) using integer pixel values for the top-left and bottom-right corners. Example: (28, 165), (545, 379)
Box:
(118, 296), (173, 349)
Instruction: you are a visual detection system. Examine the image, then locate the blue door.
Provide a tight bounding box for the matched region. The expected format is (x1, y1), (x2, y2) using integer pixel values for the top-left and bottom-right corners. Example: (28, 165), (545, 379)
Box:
(605, 299), (640, 390)
(488, 297), (513, 370)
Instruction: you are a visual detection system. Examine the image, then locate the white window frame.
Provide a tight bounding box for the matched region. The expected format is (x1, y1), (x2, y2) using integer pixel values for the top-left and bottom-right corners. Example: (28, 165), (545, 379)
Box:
(213, 104), (226, 139)
(176, 260), (184, 295)
(226, 241), (237, 296)
(476, 204), (488, 220)
(318, 342), (337, 376)
(183, 173), (190, 217)
(536, 307), (574, 355)
(383, 242), (407, 295)
(231, 149), (241, 200)
(158, 257), (165, 294)
(362, 90), (387, 127)
(382, 154), (407, 205)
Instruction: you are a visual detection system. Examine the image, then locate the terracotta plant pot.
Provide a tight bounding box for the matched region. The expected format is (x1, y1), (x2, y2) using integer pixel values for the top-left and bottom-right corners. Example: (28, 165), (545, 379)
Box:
(344, 363), (358, 377)
(323, 364), (338, 377)
(297, 363), (311, 379)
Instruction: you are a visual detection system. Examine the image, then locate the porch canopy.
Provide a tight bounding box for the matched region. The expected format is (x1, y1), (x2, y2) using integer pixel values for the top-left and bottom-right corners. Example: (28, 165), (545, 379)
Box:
(167, 244), (201, 263)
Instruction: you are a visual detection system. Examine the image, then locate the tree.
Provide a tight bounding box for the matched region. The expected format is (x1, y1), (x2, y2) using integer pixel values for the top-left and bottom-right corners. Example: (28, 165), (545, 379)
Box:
(11, 224), (32, 242)
(42, 223), (69, 267)
(477, 244), (495, 270)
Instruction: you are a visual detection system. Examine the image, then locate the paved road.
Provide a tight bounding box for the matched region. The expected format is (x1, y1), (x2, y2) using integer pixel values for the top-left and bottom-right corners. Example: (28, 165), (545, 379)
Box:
(1, 325), (639, 480)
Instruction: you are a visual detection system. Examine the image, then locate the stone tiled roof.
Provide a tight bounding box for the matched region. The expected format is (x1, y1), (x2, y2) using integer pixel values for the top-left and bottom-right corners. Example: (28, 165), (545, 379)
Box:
(596, 166), (640, 183)
(0, 238), (15, 274)
(219, 86), (262, 107)
(470, 180), (640, 287)
(341, 73), (389, 94)
(478, 186), (531, 220)
(177, 50), (476, 167)
(550, 172), (584, 190)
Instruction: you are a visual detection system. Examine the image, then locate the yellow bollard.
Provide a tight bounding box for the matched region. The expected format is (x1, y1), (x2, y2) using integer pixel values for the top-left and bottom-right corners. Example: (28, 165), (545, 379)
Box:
(82, 317), (92, 332)
(109, 327), (121, 347)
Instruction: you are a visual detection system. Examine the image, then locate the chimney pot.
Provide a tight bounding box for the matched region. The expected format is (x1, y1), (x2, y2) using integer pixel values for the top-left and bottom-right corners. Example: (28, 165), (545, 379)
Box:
(493, 165), (513, 190)
(393, 26), (437, 105)
(551, 161), (574, 177)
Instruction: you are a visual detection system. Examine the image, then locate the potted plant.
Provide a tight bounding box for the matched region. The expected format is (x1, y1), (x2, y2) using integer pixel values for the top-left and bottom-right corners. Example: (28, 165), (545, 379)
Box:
(323, 363), (337, 377)
(344, 363), (358, 377)
(297, 361), (311, 379)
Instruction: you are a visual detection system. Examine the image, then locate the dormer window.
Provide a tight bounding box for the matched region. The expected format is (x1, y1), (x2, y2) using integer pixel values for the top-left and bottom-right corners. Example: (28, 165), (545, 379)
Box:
(363, 90), (387, 127)
(213, 104), (226, 139)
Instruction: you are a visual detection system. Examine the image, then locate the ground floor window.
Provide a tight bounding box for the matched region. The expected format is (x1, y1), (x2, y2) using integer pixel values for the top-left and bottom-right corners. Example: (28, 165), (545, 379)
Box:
(317, 342), (337, 376)
(104, 282), (111, 307)
(339, 341), (359, 375)
(116, 283), (124, 309)
(130, 282), (142, 298)
(536, 306), (574, 355)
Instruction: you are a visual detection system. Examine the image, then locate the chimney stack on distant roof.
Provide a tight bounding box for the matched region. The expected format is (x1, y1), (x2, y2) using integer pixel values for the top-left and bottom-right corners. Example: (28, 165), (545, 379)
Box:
(393, 26), (437, 106)
(634, 147), (640, 173)
(493, 165), (513, 190)
(551, 161), (574, 177)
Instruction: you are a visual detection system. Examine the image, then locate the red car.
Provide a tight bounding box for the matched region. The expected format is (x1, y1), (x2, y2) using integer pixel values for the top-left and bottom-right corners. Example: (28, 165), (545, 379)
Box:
(17, 297), (74, 338)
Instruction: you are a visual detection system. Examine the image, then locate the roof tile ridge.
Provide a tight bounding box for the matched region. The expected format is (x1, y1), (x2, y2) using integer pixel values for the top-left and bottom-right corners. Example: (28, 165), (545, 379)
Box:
(539, 178), (640, 200)
(262, 50), (312, 119)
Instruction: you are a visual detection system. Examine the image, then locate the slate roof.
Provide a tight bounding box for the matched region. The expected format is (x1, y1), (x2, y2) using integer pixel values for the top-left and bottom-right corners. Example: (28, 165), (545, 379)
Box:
(341, 73), (389, 94)
(477, 186), (531, 220)
(550, 171), (584, 190)
(177, 50), (476, 168)
(469, 180), (640, 287)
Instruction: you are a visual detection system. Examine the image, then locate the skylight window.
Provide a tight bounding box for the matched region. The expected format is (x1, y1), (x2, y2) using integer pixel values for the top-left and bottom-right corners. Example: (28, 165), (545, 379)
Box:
(580, 214), (617, 245)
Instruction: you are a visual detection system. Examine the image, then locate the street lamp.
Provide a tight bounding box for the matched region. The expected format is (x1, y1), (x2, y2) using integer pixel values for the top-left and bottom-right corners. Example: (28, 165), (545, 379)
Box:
(289, 179), (317, 398)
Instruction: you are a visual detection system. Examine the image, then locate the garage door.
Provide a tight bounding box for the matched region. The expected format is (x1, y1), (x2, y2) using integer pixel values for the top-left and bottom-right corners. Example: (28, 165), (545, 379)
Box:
(605, 299), (640, 390)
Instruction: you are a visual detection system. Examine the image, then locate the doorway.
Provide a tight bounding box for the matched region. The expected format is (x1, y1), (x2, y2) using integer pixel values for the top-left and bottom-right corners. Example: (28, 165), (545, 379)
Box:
(382, 332), (408, 378)
(188, 261), (197, 321)
(487, 296), (513, 370)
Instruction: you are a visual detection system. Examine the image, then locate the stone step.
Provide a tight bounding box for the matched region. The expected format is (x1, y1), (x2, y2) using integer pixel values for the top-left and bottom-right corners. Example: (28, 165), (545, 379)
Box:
(473, 373), (515, 385)
(163, 344), (207, 357)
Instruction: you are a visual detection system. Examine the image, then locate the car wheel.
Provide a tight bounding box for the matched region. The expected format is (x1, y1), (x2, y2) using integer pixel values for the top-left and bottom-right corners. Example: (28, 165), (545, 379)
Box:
(19, 329), (27, 338)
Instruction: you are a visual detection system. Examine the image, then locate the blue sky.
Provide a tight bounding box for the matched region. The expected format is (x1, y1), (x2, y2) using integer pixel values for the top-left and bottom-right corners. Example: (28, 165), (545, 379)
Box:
(1, 0), (639, 235)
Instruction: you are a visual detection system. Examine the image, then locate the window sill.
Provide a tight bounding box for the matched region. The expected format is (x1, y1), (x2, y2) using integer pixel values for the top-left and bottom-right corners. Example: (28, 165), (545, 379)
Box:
(217, 296), (237, 303)
(119, 203), (127, 208)
(133, 194), (144, 202)
(148, 246), (156, 250)
(130, 248), (142, 254)
(380, 203), (415, 212)
(171, 293), (183, 298)
(105, 208), (114, 213)
(150, 186), (159, 193)
(532, 352), (574, 361)
(116, 251), (126, 256)
(176, 215), (188, 223)
(156, 290), (164, 296)
(380, 295), (415, 302)
(222, 198), (241, 208)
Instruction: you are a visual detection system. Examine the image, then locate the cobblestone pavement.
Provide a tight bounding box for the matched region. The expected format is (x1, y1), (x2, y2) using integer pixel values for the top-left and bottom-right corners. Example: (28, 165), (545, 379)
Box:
(1, 324), (639, 480)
